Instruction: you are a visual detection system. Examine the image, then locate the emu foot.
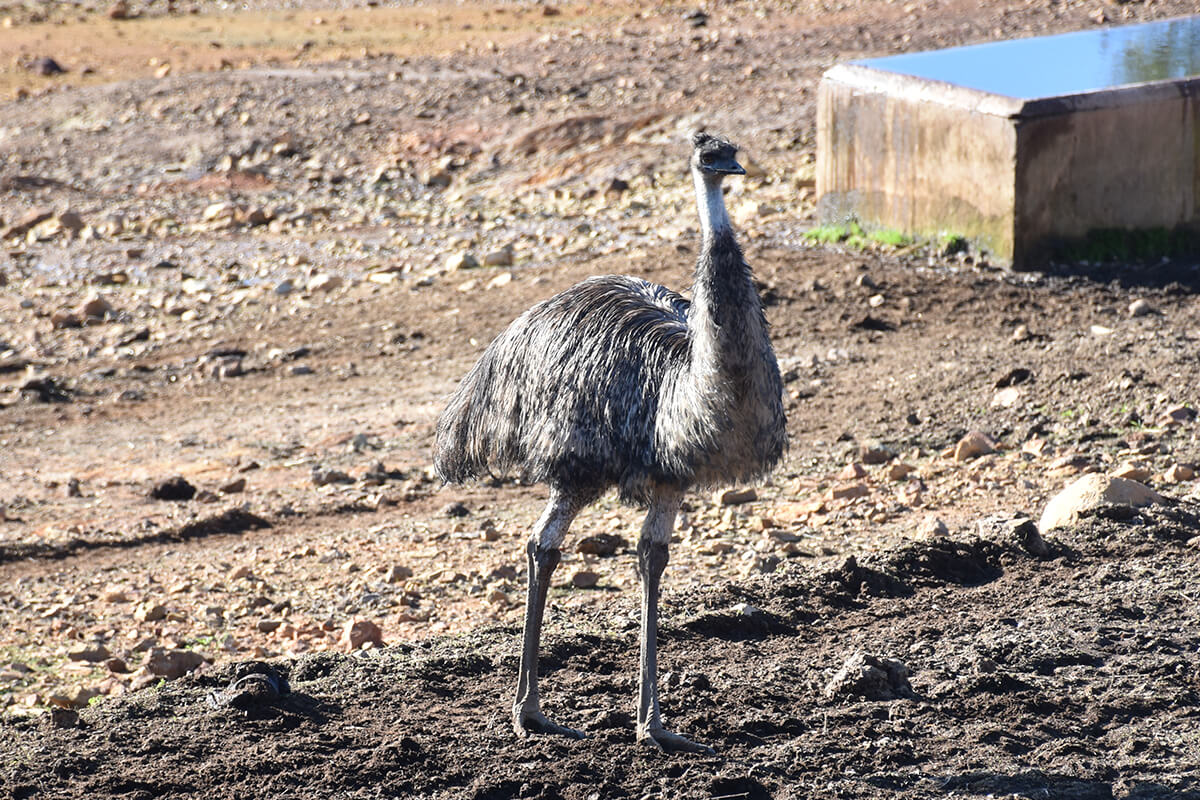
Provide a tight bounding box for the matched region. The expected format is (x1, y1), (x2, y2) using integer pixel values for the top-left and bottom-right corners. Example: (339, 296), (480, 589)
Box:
(513, 708), (584, 740)
(638, 726), (715, 755)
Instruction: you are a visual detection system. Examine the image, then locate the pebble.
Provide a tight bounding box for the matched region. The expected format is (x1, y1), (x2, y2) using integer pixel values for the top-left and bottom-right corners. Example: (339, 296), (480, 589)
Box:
(916, 516), (949, 538)
(1039, 473), (1162, 532)
(714, 487), (757, 505)
(256, 619), (282, 633)
(67, 644), (112, 663)
(1163, 463), (1195, 483)
(339, 618), (384, 651)
(858, 441), (895, 465)
(991, 387), (1021, 408)
(482, 244), (514, 267)
(576, 532), (627, 556)
(48, 685), (100, 709)
(838, 462), (867, 480)
(822, 652), (913, 701)
(134, 602), (167, 623)
(149, 475), (196, 501)
(100, 585), (130, 603)
(273, 280), (295, 295)
(445, 252), (480, 271)
(829, 483), (869, 501)
(219, 477), (246, 494)
(1011, 324), (1031, 342)
(1109, 462), (1152, 482)
(441, 501), (470, 517)
(571, 570), (600, 589)
(311, 467), (354, 486)
(108, 0), (130, 19)
(227, 565), (254, 581)
(143, 647), (205, 680)
(307, 274), (343, 292)
(886, 462), (916, 480)
(954, 431), (997, 461)
(382, 565), (414, 583)
(1128, 298), (1156, 317)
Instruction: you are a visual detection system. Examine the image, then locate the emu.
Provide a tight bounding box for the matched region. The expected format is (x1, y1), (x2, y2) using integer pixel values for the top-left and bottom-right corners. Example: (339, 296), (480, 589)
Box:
(434, 132), (786, 753)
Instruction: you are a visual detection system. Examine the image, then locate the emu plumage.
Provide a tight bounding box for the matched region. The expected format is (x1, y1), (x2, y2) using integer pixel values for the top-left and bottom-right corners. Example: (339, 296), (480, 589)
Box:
(434, 132), (786, 753)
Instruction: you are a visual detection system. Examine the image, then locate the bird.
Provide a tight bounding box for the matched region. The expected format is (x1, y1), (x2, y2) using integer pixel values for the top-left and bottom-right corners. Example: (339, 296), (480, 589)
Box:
(434, 131), (786, 753)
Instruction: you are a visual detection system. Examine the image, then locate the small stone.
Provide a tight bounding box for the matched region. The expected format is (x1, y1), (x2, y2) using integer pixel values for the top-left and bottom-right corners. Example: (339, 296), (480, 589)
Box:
(108, 0), (130, 19)
(954, 431), (997, 461)
(50, 308), (82, 329)
(149, 475), (196, 501)
(992, 387), (1021, 408)
(1039, 473), (1163, 532)
(482, 244), (514, 267)
(48, 685), (100, 709)
(220, 477), (246, 494)
(32, 57), (66, 76)
(486, 272), (514, 290)
(134, 602), (167, 622)
(916, 516), (949, 538)
(67, 643), (112, 663)
(714, 487), (757, 505)
(1110, 462), (1152, 482)
(99, 585), (130, 603)
(339, 619), (384, 652)
(227, 564), (254, 581)
(444, 252), (479, 271)
(256, 619), (283, 633)
(886, 462), (916, 481)
(1128, 298), (1157, 317)
(143, 647), (205, 680)
(571, 570), (600, 589)
(858, 441), (895, 465)
(311, 467), (354, 486)
(1090, 324), (1113, 336)
(1012, 324), (1031, 342)
(829, 483), (869, 501)
(79, 294), (112, 320)
(441, 501), (469, 517)
(1163, 463), (1195, 483)
(56, 211), (85, 235)
(307, 273), (343, 292)
(1158, 404), (1196, 426)
(273, 280), (295, 296)
(838, 462), (867, 480)
(382, 565), (414, 583)
(576, 532), (628, 556)
(104, 657), (129, 674)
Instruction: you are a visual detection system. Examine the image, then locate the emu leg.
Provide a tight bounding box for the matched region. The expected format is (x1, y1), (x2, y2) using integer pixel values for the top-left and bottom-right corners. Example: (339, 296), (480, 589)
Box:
(636, 494), (714, 754)
(512, 496), (583, 739)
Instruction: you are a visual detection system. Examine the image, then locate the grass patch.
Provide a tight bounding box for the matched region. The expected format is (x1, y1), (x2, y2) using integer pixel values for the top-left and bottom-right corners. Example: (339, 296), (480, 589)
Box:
(803, 221), (913, 250)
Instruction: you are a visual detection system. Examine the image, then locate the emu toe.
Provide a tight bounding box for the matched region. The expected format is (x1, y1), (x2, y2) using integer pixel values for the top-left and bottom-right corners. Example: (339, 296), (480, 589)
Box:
(638, 726), (715, 755)
(513, 708), (585, 740)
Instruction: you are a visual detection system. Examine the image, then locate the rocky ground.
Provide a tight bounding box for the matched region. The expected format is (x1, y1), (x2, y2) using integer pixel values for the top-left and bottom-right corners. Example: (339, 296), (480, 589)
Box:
(2, 0), (1200, 797)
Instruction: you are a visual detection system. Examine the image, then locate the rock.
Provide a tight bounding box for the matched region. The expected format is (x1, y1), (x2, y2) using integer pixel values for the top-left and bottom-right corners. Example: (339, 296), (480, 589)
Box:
(48, 685), (100, 709)
(571, 570), (600, 589)
(1038, 474), (1163, 532)
(273, 280), (295, 296)
(382, 565), (414, 583)
(311, 467), (354, 486)
(916, 516), (949, 538)
(104, 657), (129, 674)
(829, 483), (869, 501)
(838, 462), (867, 480)
(227, 565), (254, 581)
(445, 252), (479, 271)
(954, 431), (997, 461)
(79, 294), (112, 320)
(134, 602), (167, 622)
(714, 487), (757, 505)
(1128, 298), (1156, 317)
(99, 585), (130, 603)
(1158, 404), (1196, 426)
(441, 501), (469, 517)
(1110, 462), (1152, 482)
(108, 0), (130, 19)
(339, 619), (384, 651)
(1012, 324), (1032, 342)
(32, 57), (66, 76)
(50, 308), (82, 329)
(307, 273), (343, 292)
(67, 643), (112, 663)
(977, 514), (1048, 558)
(256, 619), (282, 633)
(149, 475), (196, 501)
(823, 652), (913, 701)
(859, 441), (895, 465)
(482, 244), (514, 267)
(486, 272), (513, 290)
(575, 532), (627, 556)
(2, 207), (53, 239)
(1163, 463), (1196, 483)
(886, 462), (916, 481)
(992, 387), (1021, 408)
(56, 211), (85, 235)
(143, 647), (205, 680)
(219, 477), (246, 494)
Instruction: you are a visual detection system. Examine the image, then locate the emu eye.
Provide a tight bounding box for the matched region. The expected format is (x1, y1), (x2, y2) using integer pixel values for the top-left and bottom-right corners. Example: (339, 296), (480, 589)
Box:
(700, 153), (714, 164)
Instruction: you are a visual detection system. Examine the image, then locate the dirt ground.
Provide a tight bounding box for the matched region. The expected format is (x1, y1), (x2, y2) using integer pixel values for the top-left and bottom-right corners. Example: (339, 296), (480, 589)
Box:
(2, 0), (1200, 797)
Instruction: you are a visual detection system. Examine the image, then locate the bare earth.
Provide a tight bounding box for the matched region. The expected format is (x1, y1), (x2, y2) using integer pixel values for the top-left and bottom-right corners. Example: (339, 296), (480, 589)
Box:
(1, 0), (1199, 797)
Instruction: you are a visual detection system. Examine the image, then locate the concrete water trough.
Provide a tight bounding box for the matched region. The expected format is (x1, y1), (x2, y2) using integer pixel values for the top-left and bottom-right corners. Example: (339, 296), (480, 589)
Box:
(817, 16), (1200, 269)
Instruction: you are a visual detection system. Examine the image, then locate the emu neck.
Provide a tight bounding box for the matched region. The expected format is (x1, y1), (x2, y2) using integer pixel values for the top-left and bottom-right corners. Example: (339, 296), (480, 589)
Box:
(693, 169), (731, 244)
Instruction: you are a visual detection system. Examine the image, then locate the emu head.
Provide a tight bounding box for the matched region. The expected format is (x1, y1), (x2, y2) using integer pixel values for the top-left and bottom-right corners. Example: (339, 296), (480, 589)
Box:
(690, 132), (745, 178)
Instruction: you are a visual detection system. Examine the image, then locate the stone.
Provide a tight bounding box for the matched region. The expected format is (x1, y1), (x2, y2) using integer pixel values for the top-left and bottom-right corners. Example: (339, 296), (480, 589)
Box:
(823, 652), (913, 700)
(79, 294), (112, 320)
(50, 309), (82, 329)
(1163, 463), (1196, 483)
(108, 0), (130, 19)
(445, 252), (479, 271)
(571, 570), (600, 589)
(441, 501), (469, 517)
(273, 280), (295, 296)
(1039, 473), (1163, 532)
(838, 462), (867, 480)
(486, 272), (513, 290)
(48, 685), (100, 709)
(1128, 298), (1156, 317)
(134, 602), (167, 622)
(1110, 462), (1152, 482)
(382, 565), (414, 583)
(104, 657), (129, 674)
(32, 57), (66, 76)
(916, 516), (949, 538)
(829, 483), (869, 501)
(886, 462), (916, 480)
(311, 467), (354, 486)
(99, 585), (130, 603)
(220, 477), (246, 494)
(576, 532), (627, 556)
(256, 619), (283, 633)
(339, 619), (384, 652)
(149, 475), (196, 501)
(1158, 404), (1196, 426)
(992, 386), (1021, 408)
(714, 487), (757, 505)
(859, 441), (896, 464)
(954, 431), (997, 461)
(307, 273), (343, 292)
(56, 211), (85, 235)
(143, 647), (205, 680)
(67, 643), (111, 663)
(482, 244), (514, 267)
(227, 565), (254, 581)
(2, 207), (53, 239)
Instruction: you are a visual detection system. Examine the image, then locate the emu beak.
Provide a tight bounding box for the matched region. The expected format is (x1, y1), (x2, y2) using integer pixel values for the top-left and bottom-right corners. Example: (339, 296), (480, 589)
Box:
(710, 156), (745, 176)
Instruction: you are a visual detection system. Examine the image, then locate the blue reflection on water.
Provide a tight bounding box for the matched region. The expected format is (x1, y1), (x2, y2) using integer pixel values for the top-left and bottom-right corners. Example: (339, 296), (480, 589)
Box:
(854, 16), (1200, 99)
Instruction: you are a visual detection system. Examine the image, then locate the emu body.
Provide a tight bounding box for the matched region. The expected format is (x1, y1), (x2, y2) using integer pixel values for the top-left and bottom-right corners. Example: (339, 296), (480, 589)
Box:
(434, 132), (786, 752)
